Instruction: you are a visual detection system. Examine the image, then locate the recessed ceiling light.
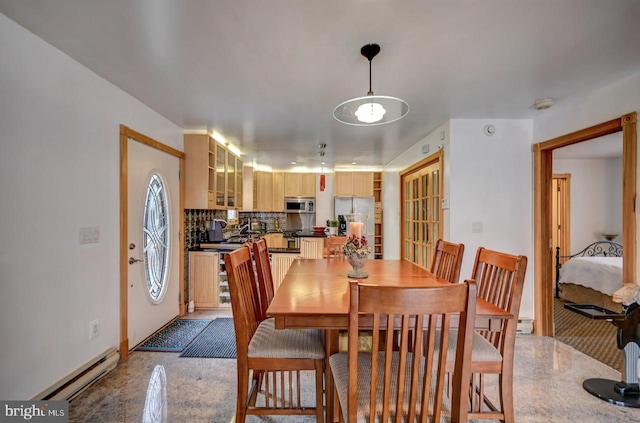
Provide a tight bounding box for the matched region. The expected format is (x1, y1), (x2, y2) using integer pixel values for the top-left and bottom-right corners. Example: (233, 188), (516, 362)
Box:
(533, 99), (554, 110)
(352, 161), (357, 165)
(321, 161), (326, 165)
(291, 161), (297, 165)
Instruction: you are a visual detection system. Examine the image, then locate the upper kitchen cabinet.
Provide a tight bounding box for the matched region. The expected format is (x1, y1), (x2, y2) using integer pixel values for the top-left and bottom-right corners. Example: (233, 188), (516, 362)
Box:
(253, 171), (284, 212)
(184, 133), (242, 209)
(284, 173), (316, 197)
(334, 172), (374, 197)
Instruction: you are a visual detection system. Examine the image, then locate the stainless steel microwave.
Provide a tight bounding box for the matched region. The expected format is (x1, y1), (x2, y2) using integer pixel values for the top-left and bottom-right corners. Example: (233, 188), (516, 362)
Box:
(285, 197), (315, 213)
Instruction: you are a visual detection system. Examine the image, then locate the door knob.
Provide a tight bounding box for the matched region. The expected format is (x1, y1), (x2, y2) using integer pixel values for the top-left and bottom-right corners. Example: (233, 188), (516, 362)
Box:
(129, 257), (143, 265)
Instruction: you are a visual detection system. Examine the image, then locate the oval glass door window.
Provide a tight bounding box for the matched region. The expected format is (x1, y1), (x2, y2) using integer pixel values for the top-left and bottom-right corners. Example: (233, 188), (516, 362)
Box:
(143, 173), (170, 303)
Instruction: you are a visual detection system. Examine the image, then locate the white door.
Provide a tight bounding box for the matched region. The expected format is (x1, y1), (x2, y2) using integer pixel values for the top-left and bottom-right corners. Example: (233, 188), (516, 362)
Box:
(127, 139), (180, 348)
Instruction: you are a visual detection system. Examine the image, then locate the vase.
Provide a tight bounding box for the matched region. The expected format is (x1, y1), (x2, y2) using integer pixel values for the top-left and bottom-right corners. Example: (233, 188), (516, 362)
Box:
(346, 253), (368, 278)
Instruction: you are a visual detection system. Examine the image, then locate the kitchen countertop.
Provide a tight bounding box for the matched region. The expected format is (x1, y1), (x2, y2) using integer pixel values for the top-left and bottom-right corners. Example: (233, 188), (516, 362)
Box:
(189, 243), (300, 254)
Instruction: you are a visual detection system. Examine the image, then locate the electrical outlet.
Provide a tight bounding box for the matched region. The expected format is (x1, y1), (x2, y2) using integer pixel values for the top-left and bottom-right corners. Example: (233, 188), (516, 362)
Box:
(89, 319), (100, 340)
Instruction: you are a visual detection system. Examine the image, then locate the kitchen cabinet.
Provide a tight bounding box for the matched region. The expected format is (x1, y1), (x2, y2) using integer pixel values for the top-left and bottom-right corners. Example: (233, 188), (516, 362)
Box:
(272, 172), (284, 211)
(253, 171), (284, 211)
(284, 173), (316, 197)
(334, 172), (373, 197)
(253, 171), (274, 211)
(300, 237), (325, 259)
(184, 133), (242, 209)
(271, 252), (301, 291)
(262, 232), (287, 248)
(188, 251), (219, 309)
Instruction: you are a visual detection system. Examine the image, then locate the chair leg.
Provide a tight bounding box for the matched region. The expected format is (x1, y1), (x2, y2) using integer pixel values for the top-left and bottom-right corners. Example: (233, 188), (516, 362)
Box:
(315, 360), (325, 422)
(499, 369), (515, 423)
(236, 365), (249, 423)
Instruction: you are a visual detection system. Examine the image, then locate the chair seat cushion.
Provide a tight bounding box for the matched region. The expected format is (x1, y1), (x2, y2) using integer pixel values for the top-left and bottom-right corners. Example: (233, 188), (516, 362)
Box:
(248, 318), (325, 359)
(443, 331), (502, 362)
(330, 351), (455, 422)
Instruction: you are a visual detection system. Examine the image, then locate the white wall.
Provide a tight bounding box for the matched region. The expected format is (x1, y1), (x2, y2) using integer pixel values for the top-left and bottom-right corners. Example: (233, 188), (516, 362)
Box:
(448, 120), (534, 318)
(0, 15), (183, 399)
(553, 158), (623, 249)
(534, 72), (640, 285)
(383, 120), (534, 319)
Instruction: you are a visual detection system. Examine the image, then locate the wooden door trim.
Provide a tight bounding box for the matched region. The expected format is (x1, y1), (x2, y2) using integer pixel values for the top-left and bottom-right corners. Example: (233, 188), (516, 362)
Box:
(399, 150), (444, 263)
(119, 125), (185, 358)
(533, 112), (636, 336)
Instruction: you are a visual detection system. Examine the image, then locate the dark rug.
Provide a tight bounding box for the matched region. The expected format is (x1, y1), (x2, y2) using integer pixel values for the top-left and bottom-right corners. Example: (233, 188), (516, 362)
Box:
(554, 298), (621, 371)
(180, 318), (237, 358)
(136, 319), (213, 352)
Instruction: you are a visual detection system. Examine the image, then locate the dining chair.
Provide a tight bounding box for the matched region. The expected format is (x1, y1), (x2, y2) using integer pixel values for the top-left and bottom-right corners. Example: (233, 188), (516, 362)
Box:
(430, 239), (465, 283)
(326, 235), (347, 259)
(329, 279), (478, 422)
(443, 247), (527, 423)
(225, 246), (325, 423)
(252, 238), (274, 322)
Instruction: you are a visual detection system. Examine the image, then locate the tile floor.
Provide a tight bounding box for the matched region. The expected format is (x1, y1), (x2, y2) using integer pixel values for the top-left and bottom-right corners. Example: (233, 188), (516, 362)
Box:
(69, 310), (640, 422)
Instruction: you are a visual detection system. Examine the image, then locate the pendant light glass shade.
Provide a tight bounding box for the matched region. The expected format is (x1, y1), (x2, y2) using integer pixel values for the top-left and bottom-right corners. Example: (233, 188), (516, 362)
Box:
(333, 44), (409, 126)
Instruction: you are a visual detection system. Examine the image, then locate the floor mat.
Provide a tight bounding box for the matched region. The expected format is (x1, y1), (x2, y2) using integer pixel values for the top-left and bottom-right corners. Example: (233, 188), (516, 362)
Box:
(180, 318), (236, 358)
(136, 319), (213, 352)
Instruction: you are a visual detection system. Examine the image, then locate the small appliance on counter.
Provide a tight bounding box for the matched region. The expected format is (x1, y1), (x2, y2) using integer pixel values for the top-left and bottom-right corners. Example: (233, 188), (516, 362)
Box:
(207, 219), (227, 242)
(338, 215), (347, 235)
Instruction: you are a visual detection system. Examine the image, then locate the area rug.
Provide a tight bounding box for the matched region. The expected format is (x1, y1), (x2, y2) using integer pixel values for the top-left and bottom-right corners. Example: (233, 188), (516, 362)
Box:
(180, 318), (237, 358)
(554, 298), (622, 371)
(136, 319), (213, 352)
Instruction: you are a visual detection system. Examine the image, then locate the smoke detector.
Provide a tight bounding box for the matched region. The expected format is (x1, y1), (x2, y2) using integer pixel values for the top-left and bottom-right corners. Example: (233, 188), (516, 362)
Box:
(533, 99), (554, 110)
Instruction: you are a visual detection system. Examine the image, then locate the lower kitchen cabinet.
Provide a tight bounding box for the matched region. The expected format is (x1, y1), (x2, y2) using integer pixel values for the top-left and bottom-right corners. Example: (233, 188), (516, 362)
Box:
(262, 232), (287, 248)
(188, 250), (231, 310)
(271, 252), (301, 291)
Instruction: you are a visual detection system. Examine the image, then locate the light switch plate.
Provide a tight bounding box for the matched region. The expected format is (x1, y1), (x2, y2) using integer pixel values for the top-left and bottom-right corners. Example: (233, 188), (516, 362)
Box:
(471, 221), (483, 233)
(80, 227), (100, 244)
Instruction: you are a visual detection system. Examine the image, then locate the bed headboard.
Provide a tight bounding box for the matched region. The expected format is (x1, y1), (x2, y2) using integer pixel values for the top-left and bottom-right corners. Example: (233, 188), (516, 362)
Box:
(554, 241), (623, 298)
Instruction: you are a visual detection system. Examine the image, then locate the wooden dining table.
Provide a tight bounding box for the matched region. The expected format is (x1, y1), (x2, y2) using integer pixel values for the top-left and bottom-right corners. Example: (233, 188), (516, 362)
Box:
(266, 258), (514, 422)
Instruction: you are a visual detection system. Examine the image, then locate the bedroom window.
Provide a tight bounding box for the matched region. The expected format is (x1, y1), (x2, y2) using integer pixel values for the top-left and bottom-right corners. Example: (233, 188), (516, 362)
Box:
(143, 173), (170, 303)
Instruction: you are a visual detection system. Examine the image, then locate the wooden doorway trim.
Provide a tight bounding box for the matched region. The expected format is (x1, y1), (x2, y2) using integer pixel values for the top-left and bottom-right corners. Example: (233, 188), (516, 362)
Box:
(119, 125), (185, 358)
(533, 112), (637, 336)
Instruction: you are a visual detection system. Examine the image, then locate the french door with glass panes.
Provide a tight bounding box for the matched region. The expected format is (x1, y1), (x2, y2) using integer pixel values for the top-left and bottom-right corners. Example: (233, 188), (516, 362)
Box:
(400, 152), (443, 268)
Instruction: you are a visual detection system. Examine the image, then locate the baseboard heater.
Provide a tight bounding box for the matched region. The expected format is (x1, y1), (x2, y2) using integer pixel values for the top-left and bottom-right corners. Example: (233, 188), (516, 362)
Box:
(516, 318), (534, 334)
(33, 347), (119, 401)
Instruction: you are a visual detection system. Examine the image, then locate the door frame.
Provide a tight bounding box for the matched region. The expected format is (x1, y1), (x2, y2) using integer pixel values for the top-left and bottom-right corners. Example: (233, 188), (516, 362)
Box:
(399, 150), (444, 266)
(119, 125), (185, 357)
(533, 112), (637, 336)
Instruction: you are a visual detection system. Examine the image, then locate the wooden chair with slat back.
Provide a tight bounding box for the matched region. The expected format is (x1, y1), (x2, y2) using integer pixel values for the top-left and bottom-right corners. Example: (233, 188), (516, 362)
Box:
(225, 246), (325, 423)
(252, 238), (274, 322)
(329, 279), (477, 423)
(430, 239), (465, 283)
(326, 235), (347, 259)
(443, 247), (527, 423)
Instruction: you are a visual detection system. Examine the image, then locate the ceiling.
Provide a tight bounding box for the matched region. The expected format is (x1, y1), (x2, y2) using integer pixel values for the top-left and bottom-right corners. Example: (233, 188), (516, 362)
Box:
(2, 0), (639, 170)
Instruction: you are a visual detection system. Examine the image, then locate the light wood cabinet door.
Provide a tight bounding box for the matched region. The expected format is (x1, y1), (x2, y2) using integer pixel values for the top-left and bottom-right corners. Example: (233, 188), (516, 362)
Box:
(300, 237), (325, 258)
(352, 172), (373, 197)
(273, 172), (285, 211)
(262, 233), (286, 248)
(335, 172), (373, 197)
(334, 172), (353, 197)
(189, 251), (218, 309)
(300, 173), (316, 197)
(254, 171), (273, 211)
(184, 134), (210, 209)
(284, 173), (300, 197)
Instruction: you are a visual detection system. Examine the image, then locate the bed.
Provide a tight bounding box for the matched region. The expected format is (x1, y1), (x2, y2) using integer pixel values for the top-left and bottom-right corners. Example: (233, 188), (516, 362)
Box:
(555, 241), (623, 312)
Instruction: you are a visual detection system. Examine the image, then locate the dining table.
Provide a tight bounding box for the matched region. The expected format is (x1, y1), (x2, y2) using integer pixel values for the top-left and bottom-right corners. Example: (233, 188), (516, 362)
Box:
(266, 258), (514, 422)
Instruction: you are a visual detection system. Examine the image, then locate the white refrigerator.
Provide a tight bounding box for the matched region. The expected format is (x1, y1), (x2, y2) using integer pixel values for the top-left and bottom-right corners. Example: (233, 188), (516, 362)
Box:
(334, 196), (375, 259)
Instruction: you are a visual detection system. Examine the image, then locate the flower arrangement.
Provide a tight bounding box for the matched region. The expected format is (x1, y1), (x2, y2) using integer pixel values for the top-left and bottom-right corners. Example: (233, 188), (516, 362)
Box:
(343, 234), (372, 258)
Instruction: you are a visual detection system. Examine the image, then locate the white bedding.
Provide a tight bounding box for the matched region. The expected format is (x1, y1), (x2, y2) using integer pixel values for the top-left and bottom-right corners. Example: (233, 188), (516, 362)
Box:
(558, 256), (623, 296)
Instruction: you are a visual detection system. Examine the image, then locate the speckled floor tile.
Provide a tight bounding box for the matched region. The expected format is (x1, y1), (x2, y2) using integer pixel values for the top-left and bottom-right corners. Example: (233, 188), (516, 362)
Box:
(70, 318), (640, 422)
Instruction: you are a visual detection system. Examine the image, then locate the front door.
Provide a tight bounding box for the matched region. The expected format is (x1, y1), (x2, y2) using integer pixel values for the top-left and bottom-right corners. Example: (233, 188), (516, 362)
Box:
(127, 138), (180, 348)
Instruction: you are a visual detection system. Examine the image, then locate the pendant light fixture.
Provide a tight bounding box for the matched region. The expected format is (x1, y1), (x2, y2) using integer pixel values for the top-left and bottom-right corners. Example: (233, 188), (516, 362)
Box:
(333, 43), (409, 126)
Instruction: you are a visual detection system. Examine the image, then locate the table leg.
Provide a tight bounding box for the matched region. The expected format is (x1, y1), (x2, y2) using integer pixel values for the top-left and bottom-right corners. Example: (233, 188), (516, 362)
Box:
(325, 329), (339, 423)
